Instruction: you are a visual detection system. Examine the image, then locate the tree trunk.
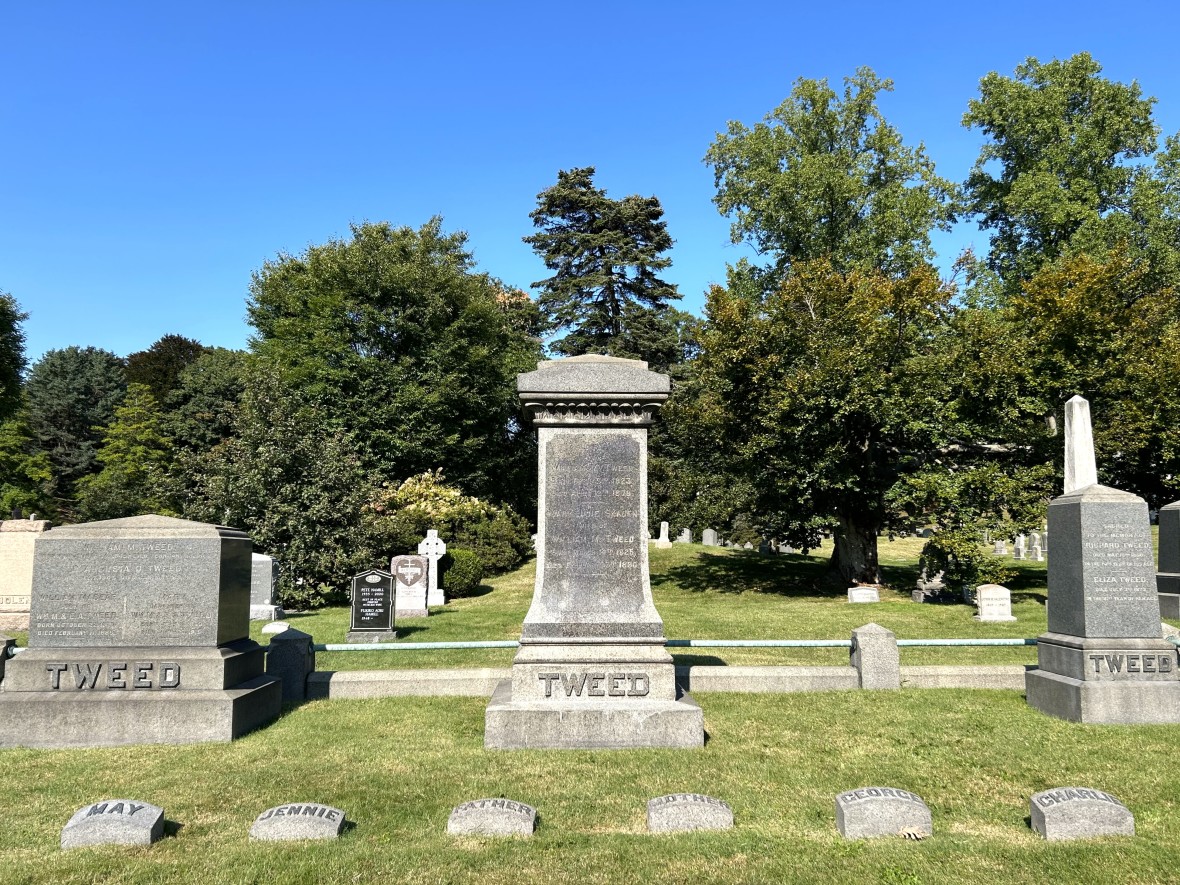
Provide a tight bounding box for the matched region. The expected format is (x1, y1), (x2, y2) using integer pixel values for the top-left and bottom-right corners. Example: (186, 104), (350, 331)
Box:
(830, 512), (881, 585)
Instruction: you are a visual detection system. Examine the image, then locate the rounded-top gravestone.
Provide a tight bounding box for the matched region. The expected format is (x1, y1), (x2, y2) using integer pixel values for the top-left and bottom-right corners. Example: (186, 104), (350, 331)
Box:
(61, 799), (165, 849)
(835, 787), (931, 840)
(647, 793), (733, 833)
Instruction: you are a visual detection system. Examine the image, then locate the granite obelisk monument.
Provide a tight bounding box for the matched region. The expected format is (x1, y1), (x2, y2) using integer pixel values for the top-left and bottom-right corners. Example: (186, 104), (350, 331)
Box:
(1025, 396), (1180, 723)
(484, 355), (704, 748)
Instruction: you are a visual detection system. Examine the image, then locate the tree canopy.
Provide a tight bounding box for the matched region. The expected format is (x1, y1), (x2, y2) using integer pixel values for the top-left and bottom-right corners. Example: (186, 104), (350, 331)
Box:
(524, 167), (684, 367)
(125, 334), (211, 402)
(705, 67), (955, 283)
(0, 292), (27, 424)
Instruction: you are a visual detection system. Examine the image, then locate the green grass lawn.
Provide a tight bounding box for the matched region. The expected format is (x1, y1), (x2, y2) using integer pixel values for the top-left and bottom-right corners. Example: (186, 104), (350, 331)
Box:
(251, 538), (1056, 671)
(2, 690), (1179, 884)
(5, 537), (1180, 883)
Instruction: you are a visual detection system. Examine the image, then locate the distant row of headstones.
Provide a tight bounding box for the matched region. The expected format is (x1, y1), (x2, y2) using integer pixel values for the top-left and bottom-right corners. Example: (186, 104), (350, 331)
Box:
(58, 785), (1133, 849)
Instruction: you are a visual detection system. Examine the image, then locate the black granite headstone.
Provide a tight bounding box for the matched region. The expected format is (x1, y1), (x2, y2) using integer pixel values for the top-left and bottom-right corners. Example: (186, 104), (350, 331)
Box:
(347, 569), (396, 642)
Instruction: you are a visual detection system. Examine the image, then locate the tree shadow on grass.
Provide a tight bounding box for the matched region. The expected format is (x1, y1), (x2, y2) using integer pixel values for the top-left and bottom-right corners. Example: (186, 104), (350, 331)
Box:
(654, 550), (843, 598)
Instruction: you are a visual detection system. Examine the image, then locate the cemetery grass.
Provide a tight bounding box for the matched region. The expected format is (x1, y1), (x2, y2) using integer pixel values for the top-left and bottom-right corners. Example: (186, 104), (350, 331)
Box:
(249, 538), (1065, 671)
(3, 689), (1180, 884)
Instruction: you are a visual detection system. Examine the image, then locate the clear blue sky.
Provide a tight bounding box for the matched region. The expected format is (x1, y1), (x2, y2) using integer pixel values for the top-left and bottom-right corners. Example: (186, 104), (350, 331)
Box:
(4, 1), (1179, 363)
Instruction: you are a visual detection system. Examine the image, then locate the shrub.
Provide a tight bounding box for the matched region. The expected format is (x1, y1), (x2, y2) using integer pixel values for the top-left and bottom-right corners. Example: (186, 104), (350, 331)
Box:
(919, 527), (1013, 592)
(442, 547), (485, 597)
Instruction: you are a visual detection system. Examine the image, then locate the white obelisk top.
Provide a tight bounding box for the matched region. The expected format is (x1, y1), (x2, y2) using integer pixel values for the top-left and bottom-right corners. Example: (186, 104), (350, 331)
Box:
(1064, 395), (1099, 494)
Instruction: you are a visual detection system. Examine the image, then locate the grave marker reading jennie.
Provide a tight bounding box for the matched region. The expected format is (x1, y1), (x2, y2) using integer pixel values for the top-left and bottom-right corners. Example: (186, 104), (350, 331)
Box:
(485, 355), (704, 749)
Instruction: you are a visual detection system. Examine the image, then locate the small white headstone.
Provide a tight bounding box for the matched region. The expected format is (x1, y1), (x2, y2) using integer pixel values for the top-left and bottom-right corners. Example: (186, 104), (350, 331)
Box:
(447, 798), (536, 837)
(974, 584), (1016, 622)
(993, 540), (1007, 555)
(1031, 544), (1044, 562)
(61, 799), (165, 849)
(675, 528), (692, 544)
(835, 787), (931, 840)
(702, 528), (719, 546)
(261, 621), (290, 635)
(848, 587), (880, 604)
(655, 521), (672, 549)
(249, 803), (346, 841)
(392, 554), (429, 618)
(1030, 787), (1133, 841)
(647, 794), (734, 833)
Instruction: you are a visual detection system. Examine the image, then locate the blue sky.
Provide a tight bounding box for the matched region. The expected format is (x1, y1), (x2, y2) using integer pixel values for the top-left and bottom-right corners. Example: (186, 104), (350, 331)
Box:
(4, 1), (1179, 363)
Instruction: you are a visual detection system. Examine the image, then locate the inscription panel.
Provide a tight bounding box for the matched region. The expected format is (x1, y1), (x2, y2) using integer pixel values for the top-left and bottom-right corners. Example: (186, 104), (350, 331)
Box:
(350, 571), (393, 631)
(29, 537), (240, 648)
(1048, 496), (1161, 638)
(542, 434), (644, 620)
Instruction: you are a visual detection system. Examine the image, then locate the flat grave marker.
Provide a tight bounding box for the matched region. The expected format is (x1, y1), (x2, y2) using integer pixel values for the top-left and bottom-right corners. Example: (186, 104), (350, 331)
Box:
(835, 787), (931, 840)
(646, 794), (733, 833)
(447, 798), (536, 837)
(1030, 787), (1134, 841)
(250, 803), (347, 841)
(61, 799), (165, 849)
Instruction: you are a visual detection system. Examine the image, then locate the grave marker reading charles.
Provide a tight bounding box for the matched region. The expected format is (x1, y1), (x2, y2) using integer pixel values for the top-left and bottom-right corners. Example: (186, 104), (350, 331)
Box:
(0, 515), (282, 747)
(484, 355), (704, 749)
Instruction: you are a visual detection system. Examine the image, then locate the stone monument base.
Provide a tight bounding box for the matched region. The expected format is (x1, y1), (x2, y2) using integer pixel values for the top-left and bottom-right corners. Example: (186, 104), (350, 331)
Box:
(0, 677), (281, 748)
(484, 679), (704, 749)
(0, 638), (282, 747)
(0, 612), (29, 631)
(346, 630), (397, 643)
(1025, 633), (1180, 724)
(250, 604), (284, 621)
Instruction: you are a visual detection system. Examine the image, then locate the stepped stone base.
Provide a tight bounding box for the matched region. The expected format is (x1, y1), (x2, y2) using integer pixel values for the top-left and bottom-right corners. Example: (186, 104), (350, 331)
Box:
(0, 675), (281, 747)
(250, 604), (284, 622)
(1025, 668), (1180, 723)
(484, 679), (704, 749)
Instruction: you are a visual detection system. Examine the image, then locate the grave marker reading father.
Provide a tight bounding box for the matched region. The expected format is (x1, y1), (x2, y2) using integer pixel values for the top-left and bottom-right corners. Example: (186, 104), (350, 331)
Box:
(484, 355), (704, 749)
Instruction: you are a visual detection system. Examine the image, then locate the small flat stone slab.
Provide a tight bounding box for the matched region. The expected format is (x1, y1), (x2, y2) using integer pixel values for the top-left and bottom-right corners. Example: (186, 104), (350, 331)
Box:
(1030, 787), (1134, 841)
(835, 787), (931, 840)
(848, 587), (880, 604)
(249, 803), (346, 841)
(447, 798), (536, 836)
(261, 621), (290, 634)
(61, 799), (164, 849)
(647, 793), (733, 833)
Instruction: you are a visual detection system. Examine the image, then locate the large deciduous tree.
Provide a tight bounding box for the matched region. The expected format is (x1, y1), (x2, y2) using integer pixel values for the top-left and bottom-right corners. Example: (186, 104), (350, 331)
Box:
(246, 219), (541, 512)
(705, 67), (955, 283)
(24, 346), (126, 516)
(695, 260), (958, 583)
(524, 167), (685, 367)
(962, 52), (1159, 289)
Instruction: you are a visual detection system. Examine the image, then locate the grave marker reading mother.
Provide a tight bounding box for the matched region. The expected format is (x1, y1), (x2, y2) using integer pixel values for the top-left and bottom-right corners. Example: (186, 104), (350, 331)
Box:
(485, 355), (704, 749)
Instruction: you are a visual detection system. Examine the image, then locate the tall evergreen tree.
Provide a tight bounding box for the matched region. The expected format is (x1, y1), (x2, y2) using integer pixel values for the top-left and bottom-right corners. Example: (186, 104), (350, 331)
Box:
(125, 334), (211, 402)
(524, 167), (681, 363)
(0, 292), (28, 424)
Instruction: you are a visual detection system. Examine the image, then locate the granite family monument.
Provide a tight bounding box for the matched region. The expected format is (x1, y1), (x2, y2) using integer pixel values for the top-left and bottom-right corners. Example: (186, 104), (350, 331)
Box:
(484, 355), (704, 748)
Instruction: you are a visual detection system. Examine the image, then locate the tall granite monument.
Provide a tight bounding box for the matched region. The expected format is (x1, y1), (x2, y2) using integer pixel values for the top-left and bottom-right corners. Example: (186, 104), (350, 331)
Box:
(0, 515), (282, 747)
(485, 355), (704, 748)
(1025, 397), (1180, 723)
(1155, 500), (1180, 619)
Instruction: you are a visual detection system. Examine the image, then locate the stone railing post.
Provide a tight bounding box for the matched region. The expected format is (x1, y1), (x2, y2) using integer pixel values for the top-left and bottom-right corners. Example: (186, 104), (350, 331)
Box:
(266, 628), (315, 702)
(850, 623), (900, 690)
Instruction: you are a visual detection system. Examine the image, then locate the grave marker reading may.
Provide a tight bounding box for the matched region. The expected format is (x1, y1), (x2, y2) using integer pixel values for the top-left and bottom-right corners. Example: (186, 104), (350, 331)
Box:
(1025, 396), (1180, 723)
(484, 355), (704, 749)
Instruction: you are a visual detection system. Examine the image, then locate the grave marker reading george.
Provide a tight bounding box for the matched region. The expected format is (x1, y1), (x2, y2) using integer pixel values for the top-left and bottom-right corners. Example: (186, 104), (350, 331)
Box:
(835, 787), (931, 840)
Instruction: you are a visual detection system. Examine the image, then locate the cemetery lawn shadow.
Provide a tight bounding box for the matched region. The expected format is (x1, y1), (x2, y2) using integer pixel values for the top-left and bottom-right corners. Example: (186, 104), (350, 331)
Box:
(654, 550), (839, 598)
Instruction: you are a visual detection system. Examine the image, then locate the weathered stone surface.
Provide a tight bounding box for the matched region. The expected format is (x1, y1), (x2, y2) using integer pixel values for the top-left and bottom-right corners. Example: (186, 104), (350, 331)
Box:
(487, 356), (702, 750)
(647, 794), (733, 833)
(850, 623), (900, 690)
(0, 515), (281, 748)
(348, 569), (395, 640)
(655, 520), (672, 549)
(249, 803), (346, 841)
(0, 633), (12, 683)
(701, 529), (719, 547)
(447, 797), (536, 837)
(675, 528), (692, 544)
(974, 584), (1016, 622)
(392, 555), (428, 618)
(1030, 787), (1134, 841)
(835, 787), (931, 840)
(847, 587), (880, 604)
(28, 515), (250, 648)
(61, 799), (164, 849)
(266, 628), (315, 702)
(1045, 485), (1160, 639)
(0, 519), (49, 620)
(1064, 395), (1099, 493)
